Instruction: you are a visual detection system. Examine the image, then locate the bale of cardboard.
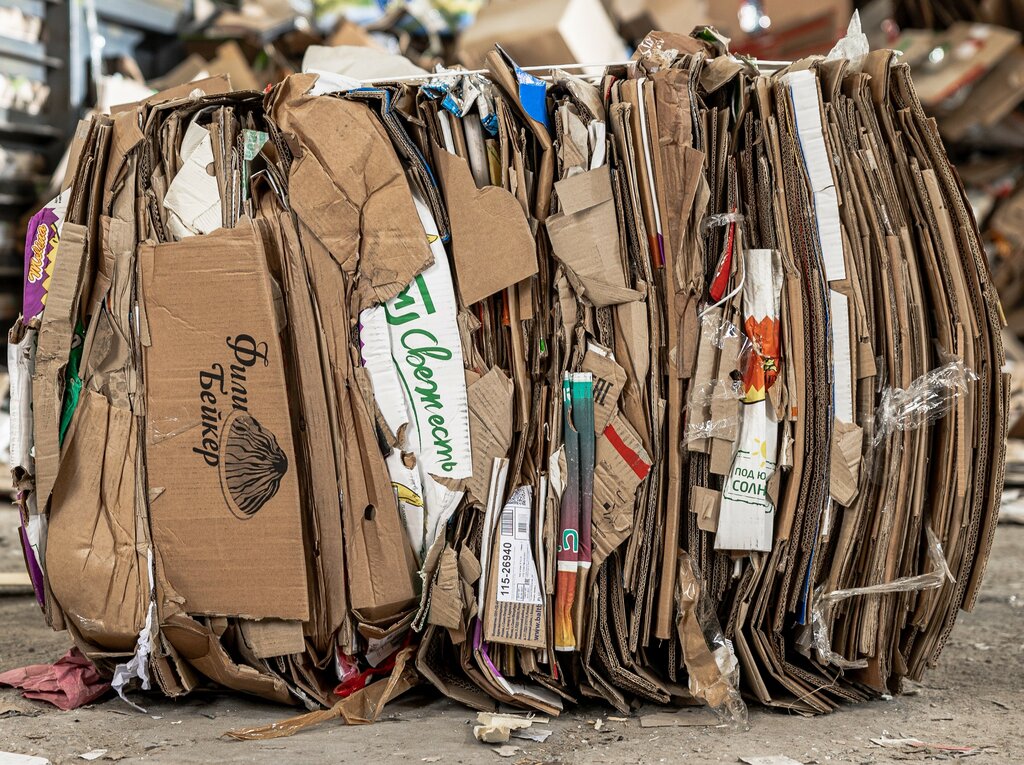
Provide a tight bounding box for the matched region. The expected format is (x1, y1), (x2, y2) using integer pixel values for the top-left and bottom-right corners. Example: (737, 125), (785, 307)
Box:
(8, 20), (1006, 728)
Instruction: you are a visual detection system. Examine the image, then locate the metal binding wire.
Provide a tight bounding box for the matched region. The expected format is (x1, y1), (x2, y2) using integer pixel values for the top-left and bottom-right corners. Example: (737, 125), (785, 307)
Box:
(359, 57), (794, 84)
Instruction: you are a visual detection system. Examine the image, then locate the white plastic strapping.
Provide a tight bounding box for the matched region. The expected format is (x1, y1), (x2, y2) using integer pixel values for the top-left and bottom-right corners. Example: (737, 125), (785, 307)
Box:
(810, 526), (954, 669)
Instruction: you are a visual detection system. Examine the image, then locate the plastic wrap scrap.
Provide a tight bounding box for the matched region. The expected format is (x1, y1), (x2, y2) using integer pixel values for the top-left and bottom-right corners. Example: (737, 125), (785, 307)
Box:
(111, 548), (156, 712)
(872, 359), (978, 450)
(826, 10), (870, 67)
(702, 211), (746, 235)
(675, 552), (747, 728)
(683, 310), (753, 446)
(683, 378), (745, 444)
(809, 526), (954, 670)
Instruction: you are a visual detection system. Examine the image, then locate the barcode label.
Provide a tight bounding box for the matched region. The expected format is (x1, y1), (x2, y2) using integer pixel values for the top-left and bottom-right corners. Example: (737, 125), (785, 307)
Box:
(495, 486), (543, 605)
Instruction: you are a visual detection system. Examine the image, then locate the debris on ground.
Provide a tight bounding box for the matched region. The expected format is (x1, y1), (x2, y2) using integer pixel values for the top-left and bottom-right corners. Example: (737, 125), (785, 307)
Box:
(639, 708), (719, 728)
(870, 735), (995, 757)
(511, 727), (552, 743)
(474, 712), (545, 744)
(0, 754), (50, 765)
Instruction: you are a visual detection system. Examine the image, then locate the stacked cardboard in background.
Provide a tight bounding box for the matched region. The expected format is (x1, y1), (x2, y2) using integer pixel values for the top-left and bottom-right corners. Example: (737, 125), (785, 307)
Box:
(8, 25), (1006, 724)
(704, 0), (851, 58)
(458, 0), (851, 69)
(82, 1), (853, 115)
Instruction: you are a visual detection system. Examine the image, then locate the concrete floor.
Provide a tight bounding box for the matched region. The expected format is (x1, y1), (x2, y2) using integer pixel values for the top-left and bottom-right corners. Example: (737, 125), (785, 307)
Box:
(1, 504), (1022, 764)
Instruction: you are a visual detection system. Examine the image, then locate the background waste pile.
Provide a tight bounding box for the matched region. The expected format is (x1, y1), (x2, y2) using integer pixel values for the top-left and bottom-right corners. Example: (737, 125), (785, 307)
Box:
(4, 17), (1006, 735)
(862, 0), (1024, 495)
(85, 0), (855, 93)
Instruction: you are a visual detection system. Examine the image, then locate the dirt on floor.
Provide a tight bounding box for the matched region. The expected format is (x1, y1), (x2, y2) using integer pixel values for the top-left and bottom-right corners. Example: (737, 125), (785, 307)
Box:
(1, 502), (1022, 765)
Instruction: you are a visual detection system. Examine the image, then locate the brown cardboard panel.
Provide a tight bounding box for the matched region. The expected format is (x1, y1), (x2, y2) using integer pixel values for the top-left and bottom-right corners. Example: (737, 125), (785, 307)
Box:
(239, 619), (306, 659)
(147, 54), (209, 92)
(110, 75), (233, 115)
(416, 625), (498, 712)
(327, 18), (383, 48)
(269, 74), (433, 312)
(268, 209), (348, 651)
(162, 614), (292, 704)
(485, 48), (556, 221)
(46, 389), (145, 651)
(638, 63), (702, 642)
(428, 546), (464, 630)
(466, 367), (515, 504)
(829, 419), (863, 506)
(207, 42), (262, 92)
(592, 414), (651, 569)
(141, 224), (308, 620)
(581, 345), (627, 434)
(433, 147), (538, 306)
(61, 120), (92, 193)
(692, 486), (721, 534)
(282, 198), (419, 624)
(33, 222), (89, 510)
(340, 380), (419, 622)
(547, 168), (641, 307)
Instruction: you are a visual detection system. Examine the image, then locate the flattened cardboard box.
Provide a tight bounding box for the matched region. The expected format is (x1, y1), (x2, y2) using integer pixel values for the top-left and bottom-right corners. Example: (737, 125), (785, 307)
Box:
(484, 484), (545, 649)
(140, 223), (309, 621)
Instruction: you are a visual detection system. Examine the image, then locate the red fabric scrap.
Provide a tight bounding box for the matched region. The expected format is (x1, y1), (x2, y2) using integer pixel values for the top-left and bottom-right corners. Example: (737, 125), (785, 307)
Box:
(0, 647), (110, 710)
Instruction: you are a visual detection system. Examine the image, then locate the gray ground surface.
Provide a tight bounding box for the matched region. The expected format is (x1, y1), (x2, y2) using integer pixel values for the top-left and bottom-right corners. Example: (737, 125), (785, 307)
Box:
(1, 504), (1022, 764)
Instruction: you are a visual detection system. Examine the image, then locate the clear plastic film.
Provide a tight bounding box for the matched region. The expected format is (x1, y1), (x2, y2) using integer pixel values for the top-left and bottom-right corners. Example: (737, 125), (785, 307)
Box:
(698, 309), (747, 350)
(825, 10), (870, 67)
(683, 311), (753, 446)
(872, 359), (978, 449)
(701, 211), (747, 235)
(675, 552), (748, 729)
(683, 403), (743, 445)
(683, 421), (724, 444)
(809, 526), (954, 670)
(687, 378), (745, 406)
